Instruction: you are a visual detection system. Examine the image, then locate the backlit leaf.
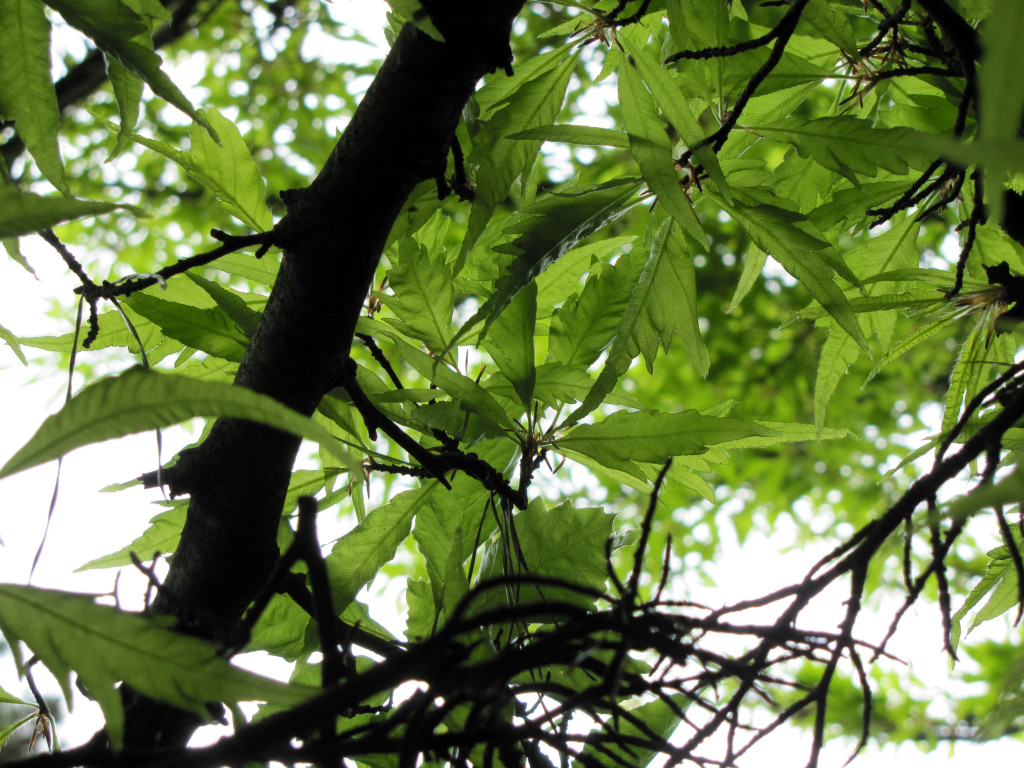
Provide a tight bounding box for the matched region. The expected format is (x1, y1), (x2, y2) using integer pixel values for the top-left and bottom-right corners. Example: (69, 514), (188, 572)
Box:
(0, 585), (314, 747)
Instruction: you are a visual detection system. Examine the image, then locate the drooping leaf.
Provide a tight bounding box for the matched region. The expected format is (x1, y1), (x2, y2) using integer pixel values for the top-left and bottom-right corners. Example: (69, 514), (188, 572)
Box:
(631, 218), (709, 376)
(618, 52), (706, 246)
(188, 108), (272, 231)
(0, 187), (131, 238)
(0, 0), (68, 195)
(482, 281), (537, 407)
(814, 326), (862, 437)
(104, 56), (143, 160)
(547, 247), (643, 369)
(125, 291), (250, 362)
(326, 482), (439, 612)
(716, 197), (868, 351)
(42, 0), (215, 136)
(728, 242), (767, 313)
(976, 0), (1024, 225)
(0, 585), (314, 747)
(76, 503), (187, 571)
(473, 499), (614, 612)
(0, 367), (361, 480)
(555, 410), (778, 466)
(618, 31), (730, 202)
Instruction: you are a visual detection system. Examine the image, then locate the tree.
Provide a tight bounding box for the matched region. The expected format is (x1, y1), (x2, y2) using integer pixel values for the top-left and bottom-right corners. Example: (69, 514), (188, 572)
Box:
(0, 0), (1023, 765)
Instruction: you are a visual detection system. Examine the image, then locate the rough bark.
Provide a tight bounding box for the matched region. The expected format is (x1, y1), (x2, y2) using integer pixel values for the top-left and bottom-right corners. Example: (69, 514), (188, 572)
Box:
(120, 1), (525, 749)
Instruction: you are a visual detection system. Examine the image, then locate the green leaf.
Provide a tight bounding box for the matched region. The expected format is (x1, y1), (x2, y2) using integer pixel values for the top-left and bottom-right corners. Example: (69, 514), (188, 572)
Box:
(454, 178), (641, 348)
(326, 482), (439, 611)
(631, 218), (709, 376)
(618, 31), (730, 202)
(0, 714), (37, 751)
(98, 111), (270, 230)
(125, 291), (250, 362)
(507, 124), (630, 148)
(42, 0), (215, 137)
(0, 319), (27, 365)
(976, 0), (1024, 225)
(618, 53), (706, 246)
(380, 238), (454, 355)
(474, 499), (614, 612)
(482, 281), (537, 407)
(76, 503), (186, 571)
(188, 108), (272, 231)
(460, 46), (580, 264)
(0, 585), (314, 747)
(384, 0), (444, 41)
(0, 0), (68, 195)
(0, 685), (31, 707)
(716, 197), (868, 351)
(0, 367), (361, 480)
(578, 694), (688, 768)
(104, 56), (143, 160)
(555, 410), (778, 466)
(749, 116), (936, 184)
(814, 326), (862, 437)
(728, 242), (767, 313)
(0, 187), (131, 237)
(800, 0), (858, 55)
(548, 247), (643, 369)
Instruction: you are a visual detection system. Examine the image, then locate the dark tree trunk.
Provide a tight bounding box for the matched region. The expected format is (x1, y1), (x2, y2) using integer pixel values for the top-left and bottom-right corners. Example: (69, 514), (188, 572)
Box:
(122, 2), (525, 748)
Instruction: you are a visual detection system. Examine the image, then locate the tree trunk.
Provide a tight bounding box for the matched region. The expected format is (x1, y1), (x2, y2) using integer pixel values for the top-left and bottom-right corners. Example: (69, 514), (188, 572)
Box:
(123, 1), (525, 747)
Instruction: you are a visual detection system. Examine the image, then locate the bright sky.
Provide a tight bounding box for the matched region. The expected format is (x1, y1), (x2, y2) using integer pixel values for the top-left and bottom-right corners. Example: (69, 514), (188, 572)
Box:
(0, 1), (1021, 765)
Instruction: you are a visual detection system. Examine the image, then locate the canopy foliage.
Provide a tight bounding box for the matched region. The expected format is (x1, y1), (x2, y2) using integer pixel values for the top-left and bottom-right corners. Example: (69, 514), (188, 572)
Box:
(1, 0), (1024, 765)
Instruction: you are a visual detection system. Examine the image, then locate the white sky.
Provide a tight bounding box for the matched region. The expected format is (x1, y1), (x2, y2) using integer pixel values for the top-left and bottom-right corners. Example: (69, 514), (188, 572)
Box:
(0, 1), (1021, 765)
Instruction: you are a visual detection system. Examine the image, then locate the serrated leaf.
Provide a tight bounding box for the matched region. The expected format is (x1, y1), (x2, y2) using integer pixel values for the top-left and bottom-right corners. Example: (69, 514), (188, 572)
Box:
(125, 291), (249, 362)
(0, 585), (314, 747)
(76, 503), (186, 571)
(800, 0), (858, 55)
(380, 238), (454, 355)
(577, 694), (688, 768)
(0, 367), (361, 480)
(976, 0), (1024, 225)
(483, 281), (536, 407)
(814, 326), (862, 436)
(618, 32), (730, 202)
(749, 116), (936, 184)
(326, 483), (439, 612)
(0, 319), (27, 365)
(618, 54), (707, 246)
(97, 112), (270, 230)
(390, 336), (515, 433)
(0, 187), (131, 237)
(453, 178), (641, 348)
(556, 410), (778, 466)
(42, 0), (215, 137)
(460, 46), (580, 265)
(188, 108), (272, 231)
(632, 218), (709, 376)
(474, 499), (614, 613)
(728, 242), (767, 313)
(717, 198), (868, 350)
(548, 247), (643, 369)
(0, 0), (68, 195)
(104, 56), (143, 160)
(507, 124), (630, 148)
(384, 0), (444, 41)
